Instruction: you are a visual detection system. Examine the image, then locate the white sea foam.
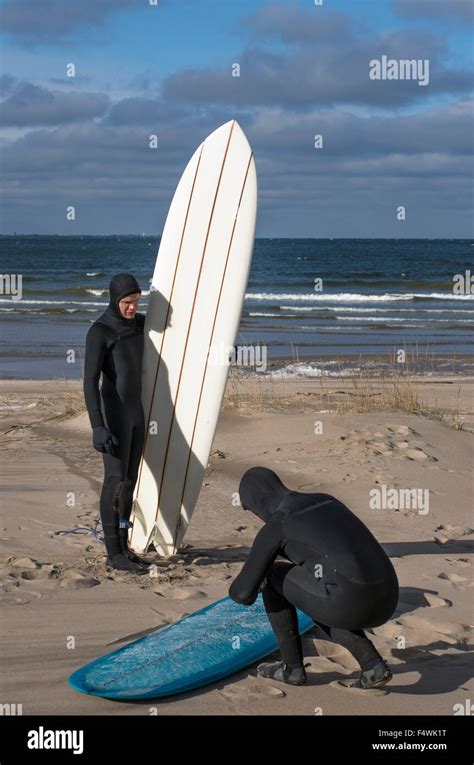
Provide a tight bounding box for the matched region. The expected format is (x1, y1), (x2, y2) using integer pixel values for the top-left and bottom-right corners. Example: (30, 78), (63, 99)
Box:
(246, 292), (474, 302)
(280, 305), (330, 311)
(336, 316), (473, 323)
(248, 312), (280, 317)
(65, 308), (97, 313)
(269, 363), (357, 379)
(0, 299), (107, 306)
(279, 306), (473, 314)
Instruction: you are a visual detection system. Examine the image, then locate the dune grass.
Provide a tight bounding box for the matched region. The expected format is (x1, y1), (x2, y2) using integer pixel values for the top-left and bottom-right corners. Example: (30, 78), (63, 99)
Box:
(223, 349), (466, 429)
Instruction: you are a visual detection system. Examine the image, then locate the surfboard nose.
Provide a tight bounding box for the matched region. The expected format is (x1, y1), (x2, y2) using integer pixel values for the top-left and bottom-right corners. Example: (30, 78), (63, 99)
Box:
(206, 119), (252, 152)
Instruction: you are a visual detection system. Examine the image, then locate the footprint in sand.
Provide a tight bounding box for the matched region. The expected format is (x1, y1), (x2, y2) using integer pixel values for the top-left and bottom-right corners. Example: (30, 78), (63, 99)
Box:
(438, 572), (474, 591)
(1, 590), (33, 605)
(386, 424), (419, 437)
(373, 473), (396, 485)
(5, 557), (49, 582)
(1, 581), (44, 604)
(434, 525), (474, 546)
(367, 440), (394, 457)
(342, 427), (436, 463)
(218, 682), (286, 702)
(397, 614), (472, 644)
(403, 448), (430, 461)
(154, 587), (208, 600)
(370, 441), (392, 454)
(394, 589), (453, 613)
(383, 425), (435, 460)
(8, 556), (38, 569)
(329, 679), (389, 695)
(3, 557), (102, 590)
(445, 557), (470, 568)
(372, 586), (466, 661)
(59, 573), (100, 589)
(376, 619), (461, 655)
(19, 563), (57, 581)
(422, 593), (452, 607)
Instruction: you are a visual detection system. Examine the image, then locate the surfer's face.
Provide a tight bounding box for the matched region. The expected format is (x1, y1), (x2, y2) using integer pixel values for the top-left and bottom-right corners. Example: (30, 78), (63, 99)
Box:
(119, 293), (140, 319)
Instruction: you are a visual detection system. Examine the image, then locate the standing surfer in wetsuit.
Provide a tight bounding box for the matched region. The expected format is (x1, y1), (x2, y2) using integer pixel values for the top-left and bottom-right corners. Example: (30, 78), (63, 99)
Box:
(83, 273), (147, 572)
(229, 467), (399, 689)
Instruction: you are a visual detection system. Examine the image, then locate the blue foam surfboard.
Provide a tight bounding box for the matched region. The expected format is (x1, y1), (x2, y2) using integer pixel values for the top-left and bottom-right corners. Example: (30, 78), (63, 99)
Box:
(68, 594), (314, 699)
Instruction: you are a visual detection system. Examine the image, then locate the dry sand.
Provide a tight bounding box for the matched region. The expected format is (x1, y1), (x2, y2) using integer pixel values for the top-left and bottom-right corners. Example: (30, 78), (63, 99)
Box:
(1, 374), (473, 716)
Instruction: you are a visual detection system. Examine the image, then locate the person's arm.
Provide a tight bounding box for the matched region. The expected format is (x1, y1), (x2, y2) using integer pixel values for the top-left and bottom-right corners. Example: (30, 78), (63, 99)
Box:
(83, 324), (106, 429)
(228, 512), (285, 606)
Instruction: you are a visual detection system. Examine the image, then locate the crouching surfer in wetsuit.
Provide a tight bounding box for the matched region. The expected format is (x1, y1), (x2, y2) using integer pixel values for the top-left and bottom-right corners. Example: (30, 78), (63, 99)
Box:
(83, 273), (147, 573)
(229, 467), (399, 689)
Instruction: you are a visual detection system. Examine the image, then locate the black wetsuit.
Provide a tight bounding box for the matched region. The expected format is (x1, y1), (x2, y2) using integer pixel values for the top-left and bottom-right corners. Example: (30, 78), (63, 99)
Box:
(83, 274), (145, 561)
(229, 467), (399, 670)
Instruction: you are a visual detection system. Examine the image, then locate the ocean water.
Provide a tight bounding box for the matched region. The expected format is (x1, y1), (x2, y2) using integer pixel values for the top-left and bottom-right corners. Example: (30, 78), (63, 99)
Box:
(0, 236), (473, 379)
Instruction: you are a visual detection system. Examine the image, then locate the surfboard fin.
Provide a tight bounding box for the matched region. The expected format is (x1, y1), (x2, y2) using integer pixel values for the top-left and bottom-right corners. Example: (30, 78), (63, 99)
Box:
(130, 498), (147, 533)
(151, 521), (175, 558)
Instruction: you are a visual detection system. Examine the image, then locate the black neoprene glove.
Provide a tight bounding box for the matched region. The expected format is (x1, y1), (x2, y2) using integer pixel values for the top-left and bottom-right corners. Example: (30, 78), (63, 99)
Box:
(228, 577), (259, 606)
(92, 426), (119, 456)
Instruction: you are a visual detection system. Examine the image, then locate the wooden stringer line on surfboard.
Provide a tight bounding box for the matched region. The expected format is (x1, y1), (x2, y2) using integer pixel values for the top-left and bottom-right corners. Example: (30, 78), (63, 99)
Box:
(171, 152), (254, 550)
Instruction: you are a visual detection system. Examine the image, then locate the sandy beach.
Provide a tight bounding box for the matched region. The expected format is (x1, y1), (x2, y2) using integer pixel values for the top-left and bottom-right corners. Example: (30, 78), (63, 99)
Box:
(1, 371), (472, 717)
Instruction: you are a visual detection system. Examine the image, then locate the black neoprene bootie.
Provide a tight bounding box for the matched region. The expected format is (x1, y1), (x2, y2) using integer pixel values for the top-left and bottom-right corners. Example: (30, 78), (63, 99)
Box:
(118, 527), (148, 566)
(257, 660), (307, 685)
(355, 657), (392, 689)
(107, 553), (148, 574)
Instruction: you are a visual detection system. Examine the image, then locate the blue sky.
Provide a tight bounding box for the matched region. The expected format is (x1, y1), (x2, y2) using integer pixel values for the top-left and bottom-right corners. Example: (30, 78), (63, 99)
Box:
(1, 0), (473, 236)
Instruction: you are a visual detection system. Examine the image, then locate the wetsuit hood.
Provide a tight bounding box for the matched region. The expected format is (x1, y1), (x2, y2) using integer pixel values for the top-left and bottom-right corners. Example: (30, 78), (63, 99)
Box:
(108, 273), (142, 318)
(239, 467), (290, 522)
(99, 273), (142, 332)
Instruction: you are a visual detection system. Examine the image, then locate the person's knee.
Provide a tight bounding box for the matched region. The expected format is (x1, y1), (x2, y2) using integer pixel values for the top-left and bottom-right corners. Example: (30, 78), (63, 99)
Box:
(106, 471), (122, 484)
(100, 474), (122, 525)
(101, 473), (122, 497)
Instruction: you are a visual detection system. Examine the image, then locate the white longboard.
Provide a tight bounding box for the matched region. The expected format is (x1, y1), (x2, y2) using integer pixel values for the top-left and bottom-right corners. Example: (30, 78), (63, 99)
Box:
(129, 120), (257, 556)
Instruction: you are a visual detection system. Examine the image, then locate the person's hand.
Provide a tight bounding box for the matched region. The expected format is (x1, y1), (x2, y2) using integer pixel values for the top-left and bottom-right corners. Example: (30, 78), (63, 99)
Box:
(228, 578), (258, 606)
(92, 426), (119, 456)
